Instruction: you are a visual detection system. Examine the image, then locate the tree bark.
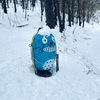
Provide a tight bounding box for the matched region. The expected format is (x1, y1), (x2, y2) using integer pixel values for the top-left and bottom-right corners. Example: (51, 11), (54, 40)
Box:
(53, 0), (57, 24)
(13, 0), (17, 12)
(40, 0), (44, 22)
(82, 0), (86, 27)
(77, 0), (82, 26)
(61, 0), (65, 32)
(72, 0), (75, 25)
(86, 0), (90, 23)
(3, 0), (7, 14)
(55, 0), (62, 32)
(67, 0), (71, 27)
(45, 0), (56, 28)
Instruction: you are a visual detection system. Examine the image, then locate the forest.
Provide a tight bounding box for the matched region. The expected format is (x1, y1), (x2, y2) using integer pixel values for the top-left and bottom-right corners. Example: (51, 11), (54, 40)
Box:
(1, 0), (100, 99)
(1, 0), (100, 32)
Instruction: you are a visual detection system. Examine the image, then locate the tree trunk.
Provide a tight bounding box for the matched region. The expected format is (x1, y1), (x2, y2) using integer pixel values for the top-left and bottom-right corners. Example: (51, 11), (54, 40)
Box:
(61, 0), (65, 32)
(82, 0), (86, 28)
(55, 0), (62, 32)
(86, 0), (90, 23)
(3, 0), (7, 14)
(53, 0), (57, 24)
(77, 0), (81, 26)
(72, 0), (75, 25)
(45, 0), (56, 28)
(40, 0), (44, 22)
(31, 0), (36, 8)
(13, 0), (17, 12)
(67, 0), (71, 27)
(22, 0), (25, 12)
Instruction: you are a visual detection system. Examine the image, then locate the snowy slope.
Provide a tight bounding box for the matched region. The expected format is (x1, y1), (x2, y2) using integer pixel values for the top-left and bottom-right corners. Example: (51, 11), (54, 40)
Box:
(0, 3), (100, 100)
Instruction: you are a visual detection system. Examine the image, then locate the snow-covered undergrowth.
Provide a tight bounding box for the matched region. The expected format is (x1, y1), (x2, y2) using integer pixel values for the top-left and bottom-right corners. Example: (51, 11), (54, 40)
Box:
(0, 3), (100, 100)
(91, 10), (100, 25)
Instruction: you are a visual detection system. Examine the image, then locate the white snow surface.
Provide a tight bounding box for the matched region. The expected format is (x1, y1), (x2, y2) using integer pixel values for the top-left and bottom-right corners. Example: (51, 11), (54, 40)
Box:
(38, 25), (55, 36)
(0, 3), (100, 100)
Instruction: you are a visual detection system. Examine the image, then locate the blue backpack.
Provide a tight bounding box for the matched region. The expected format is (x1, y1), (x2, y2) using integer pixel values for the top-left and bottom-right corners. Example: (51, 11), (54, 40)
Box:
(31, 29), (57, 71)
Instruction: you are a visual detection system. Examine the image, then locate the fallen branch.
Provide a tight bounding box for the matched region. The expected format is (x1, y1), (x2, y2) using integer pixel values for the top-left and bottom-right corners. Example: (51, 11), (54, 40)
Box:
(17, 24), (29, 28)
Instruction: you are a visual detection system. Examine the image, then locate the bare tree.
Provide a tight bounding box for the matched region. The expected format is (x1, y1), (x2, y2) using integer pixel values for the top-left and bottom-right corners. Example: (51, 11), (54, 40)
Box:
(82, 0), (86, 27)
(61, 0), (65, 32)
(40, 0), (44, 22)
(86, 0), (90, 23)
(44, 0), (57, 28)
(67, 0), (71, 26)
(71, 0), (75, 25)
(13, 0), (17, 12)
(77, 0), (82, 26)
(2, 0), (7, 14)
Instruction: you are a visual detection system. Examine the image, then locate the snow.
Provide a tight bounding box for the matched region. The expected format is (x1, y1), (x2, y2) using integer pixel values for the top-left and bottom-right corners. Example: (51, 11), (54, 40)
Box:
(37, 25), (56, 36)
(0, 3), (100, 100)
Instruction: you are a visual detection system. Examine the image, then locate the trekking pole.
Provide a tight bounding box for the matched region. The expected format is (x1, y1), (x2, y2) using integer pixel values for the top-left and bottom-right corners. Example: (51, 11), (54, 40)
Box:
(56, 54), (59, 72)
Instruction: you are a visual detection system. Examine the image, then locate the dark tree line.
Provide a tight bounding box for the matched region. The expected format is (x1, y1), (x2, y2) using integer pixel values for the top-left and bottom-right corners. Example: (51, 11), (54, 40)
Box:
(1, 0), (100, 32)
(39, 0), (100, 32)
(42, 0), (100, 32)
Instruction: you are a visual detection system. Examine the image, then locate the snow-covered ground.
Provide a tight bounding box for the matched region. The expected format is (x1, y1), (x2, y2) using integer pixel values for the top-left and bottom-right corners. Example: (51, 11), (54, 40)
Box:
(0, 3), (100, 100)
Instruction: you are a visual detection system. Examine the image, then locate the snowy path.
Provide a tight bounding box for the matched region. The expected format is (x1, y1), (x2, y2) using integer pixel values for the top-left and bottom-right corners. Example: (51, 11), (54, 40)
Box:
(0, 24), (100, 100)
